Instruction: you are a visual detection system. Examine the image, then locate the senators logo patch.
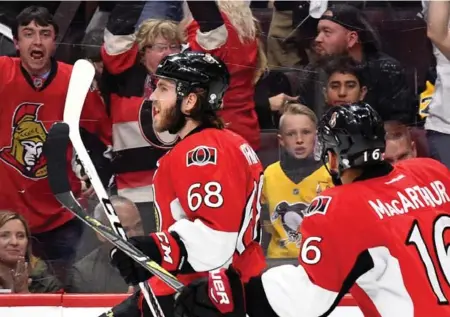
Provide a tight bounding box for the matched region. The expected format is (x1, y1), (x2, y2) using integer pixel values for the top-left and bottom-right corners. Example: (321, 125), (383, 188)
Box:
(186, 146), (217, 167)
(0, 103), (48, 179)
(304, 196), (332, 217)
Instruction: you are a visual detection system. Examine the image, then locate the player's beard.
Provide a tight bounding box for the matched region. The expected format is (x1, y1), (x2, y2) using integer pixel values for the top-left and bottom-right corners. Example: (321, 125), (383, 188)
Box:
(154, 103), (181, 133)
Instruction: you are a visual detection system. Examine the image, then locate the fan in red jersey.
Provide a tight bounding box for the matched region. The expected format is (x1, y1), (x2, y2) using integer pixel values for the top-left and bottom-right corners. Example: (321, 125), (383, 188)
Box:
(103, 51), (265, 317)
(180, 0), (263, 151)
(175, 102), (450, 317)
(0, 6), (111, 281)
(100, 4), (183, 233)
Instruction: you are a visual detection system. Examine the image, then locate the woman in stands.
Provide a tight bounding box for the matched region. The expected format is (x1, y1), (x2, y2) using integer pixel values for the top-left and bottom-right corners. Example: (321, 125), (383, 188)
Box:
(181, 0), (264, 150)
(101, 4), (183, 233)
(0, 210), (62, 293)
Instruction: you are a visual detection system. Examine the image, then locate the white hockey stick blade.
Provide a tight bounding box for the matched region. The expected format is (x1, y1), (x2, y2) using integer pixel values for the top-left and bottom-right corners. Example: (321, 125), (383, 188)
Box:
(63, 60), (112, 209)
(63, 59), (95, 123)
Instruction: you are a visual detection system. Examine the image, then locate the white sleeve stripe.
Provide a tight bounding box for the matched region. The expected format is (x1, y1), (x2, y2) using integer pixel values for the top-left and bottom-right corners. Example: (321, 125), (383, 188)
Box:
(356, 247), (413, 316)
(262, 265), (338, 317)
(104, 29), (136, 55)
(169, 219), (237, 272)
(195, 24), (228, 51)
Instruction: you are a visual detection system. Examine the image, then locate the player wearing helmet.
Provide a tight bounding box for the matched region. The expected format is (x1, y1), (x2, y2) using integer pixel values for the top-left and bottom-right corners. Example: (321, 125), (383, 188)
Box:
(174, 102), (450, 317)
(106, 51), (266, 317)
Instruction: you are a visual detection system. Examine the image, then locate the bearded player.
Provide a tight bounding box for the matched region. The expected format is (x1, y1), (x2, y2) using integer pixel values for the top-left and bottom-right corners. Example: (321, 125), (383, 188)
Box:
(174, 102), (450, 317)
(103, 51), (265, 317)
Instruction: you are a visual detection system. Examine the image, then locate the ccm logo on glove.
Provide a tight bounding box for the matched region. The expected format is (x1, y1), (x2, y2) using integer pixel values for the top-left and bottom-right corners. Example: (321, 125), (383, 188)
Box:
(208, 268), (234, 313)
(155, 232), (173, 264)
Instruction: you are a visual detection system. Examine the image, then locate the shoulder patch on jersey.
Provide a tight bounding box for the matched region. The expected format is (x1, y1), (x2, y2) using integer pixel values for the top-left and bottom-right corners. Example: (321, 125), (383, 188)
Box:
(303, 196), (332, 217)
(186, 145), (217, 167)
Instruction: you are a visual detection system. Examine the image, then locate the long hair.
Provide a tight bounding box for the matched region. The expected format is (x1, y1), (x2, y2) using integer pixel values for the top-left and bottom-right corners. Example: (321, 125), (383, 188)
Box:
(0, 210), (33, 265)
(181, 0), (264, 84)
(190, 88), (225, 129)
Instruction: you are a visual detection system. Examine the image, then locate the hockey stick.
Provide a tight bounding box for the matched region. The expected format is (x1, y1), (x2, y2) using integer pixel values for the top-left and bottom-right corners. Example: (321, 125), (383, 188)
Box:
(59, 60), (176, 315)
(45, 122), (185, 294)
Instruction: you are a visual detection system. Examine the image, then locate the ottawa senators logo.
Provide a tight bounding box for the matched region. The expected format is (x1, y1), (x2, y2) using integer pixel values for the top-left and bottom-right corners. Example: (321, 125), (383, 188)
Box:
(271, 201), (309, 248)
(304, 196), (333, 217)
(186, 146), (217, 167)
(0, 103), (48, 179)
(139, 100), (179, 150)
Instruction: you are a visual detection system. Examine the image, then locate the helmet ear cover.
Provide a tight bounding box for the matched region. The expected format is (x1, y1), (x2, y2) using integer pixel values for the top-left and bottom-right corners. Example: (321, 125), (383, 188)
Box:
(318, 103), (385, 178)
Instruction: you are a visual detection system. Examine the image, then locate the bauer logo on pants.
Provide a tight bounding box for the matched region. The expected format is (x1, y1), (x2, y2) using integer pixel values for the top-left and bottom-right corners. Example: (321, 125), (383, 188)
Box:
(186, 146), (217, 167)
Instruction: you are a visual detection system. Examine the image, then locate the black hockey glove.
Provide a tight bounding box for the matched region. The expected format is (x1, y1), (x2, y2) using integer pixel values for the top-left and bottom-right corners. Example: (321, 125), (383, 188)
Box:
(110, 231), (188, 285)
(174, 267), (246, 317)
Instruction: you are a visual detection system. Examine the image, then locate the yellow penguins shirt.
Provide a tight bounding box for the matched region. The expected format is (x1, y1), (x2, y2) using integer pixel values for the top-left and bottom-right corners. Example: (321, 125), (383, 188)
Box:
(263, 162), (333, 258)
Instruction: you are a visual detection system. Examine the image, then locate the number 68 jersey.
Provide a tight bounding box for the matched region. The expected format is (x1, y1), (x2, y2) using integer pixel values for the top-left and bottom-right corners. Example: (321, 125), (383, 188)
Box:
(150, 126), (266, 296)
(260, 158), (450, 317)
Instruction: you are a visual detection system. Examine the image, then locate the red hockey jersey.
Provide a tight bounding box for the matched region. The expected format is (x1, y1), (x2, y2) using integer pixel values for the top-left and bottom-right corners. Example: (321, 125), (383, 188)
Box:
(149, 127), (266, 296)
(260, 158), (450, 317)
(187, 13), (261, 150)
(0, 57), (111, 233)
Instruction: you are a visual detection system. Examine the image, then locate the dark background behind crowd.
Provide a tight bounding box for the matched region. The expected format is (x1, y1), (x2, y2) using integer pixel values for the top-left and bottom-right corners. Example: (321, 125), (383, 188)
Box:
(0, 0), (446, 295)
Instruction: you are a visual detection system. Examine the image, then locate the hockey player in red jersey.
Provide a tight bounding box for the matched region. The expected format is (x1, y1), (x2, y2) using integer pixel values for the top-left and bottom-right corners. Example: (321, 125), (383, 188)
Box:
(107, 51), (265, 317)
(174, 102), (450, 317)
(0, 6), (111, 279)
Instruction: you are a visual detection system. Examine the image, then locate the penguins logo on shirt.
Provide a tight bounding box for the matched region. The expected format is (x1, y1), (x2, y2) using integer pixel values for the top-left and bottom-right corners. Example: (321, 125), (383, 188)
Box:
(0, 103), (48, 179)
(271, 201), (309, 248)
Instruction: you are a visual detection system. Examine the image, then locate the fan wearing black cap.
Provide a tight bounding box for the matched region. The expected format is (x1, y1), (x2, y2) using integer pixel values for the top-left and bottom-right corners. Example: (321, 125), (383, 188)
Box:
(298, 5), (415, 135)
(106, 51), (266, 317)
(174, 102), (450, 317)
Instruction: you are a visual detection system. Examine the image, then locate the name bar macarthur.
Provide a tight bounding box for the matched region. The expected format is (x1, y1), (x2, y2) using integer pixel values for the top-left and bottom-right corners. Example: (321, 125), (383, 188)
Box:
(368, 181), (450, 219)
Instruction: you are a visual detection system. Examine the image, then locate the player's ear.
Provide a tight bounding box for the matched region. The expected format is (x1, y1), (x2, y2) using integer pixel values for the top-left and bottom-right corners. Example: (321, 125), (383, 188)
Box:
(328, 151), (338, 170)
(181, 92), (198, 115)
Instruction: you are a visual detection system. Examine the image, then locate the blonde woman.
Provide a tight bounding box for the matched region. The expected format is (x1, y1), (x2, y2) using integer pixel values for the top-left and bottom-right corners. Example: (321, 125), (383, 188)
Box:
(0, 211), (62, 293)
(180, 0), (263, 150)
(100, 4), (183, 233)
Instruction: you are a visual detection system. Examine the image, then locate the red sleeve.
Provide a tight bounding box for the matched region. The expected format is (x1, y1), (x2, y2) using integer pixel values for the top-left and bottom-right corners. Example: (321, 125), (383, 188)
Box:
(79, 87), (112, 147)
(0, 57), (16, 87)
(101, 31), (139, 75)
(187, 13), (242, 59)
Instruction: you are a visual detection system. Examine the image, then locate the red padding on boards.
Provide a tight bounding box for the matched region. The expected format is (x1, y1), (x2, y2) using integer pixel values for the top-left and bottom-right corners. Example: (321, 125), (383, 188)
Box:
(0, 293), (356, 307)
(62, 294), (130, 307)
(0, 294), (62, 306)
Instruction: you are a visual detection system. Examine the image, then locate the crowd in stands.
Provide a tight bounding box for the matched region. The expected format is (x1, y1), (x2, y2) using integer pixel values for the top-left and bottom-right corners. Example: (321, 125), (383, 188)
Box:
(0, 0), (448, 295)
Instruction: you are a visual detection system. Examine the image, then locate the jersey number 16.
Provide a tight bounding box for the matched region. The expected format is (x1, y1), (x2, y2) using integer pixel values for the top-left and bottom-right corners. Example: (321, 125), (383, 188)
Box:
(406, 215), (450, 304)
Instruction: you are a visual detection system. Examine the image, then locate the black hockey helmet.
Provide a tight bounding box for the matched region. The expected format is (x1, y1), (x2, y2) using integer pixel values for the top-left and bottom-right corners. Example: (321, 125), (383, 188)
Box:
(318, 102), (385, 176)
(155, 51), (230, 111)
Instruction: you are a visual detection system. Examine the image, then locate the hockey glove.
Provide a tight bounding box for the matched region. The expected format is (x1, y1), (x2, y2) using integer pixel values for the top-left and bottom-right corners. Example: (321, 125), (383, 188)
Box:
(110, 231), (188, 285)
(174, 267), (246, 317)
